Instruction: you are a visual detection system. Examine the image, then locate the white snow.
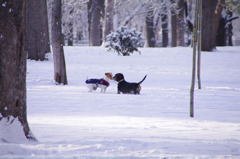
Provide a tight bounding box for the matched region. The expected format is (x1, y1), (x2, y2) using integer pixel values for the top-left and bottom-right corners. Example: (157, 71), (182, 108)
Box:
(0, 117), (29, 144)
(0, 46), (240, 158)
(2, 2), (7, 7)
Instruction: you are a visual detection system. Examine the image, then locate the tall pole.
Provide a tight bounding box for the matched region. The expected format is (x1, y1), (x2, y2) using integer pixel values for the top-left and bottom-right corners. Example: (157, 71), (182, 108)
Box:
(197, 0), (202, 89)
(190, 0), (199, 118)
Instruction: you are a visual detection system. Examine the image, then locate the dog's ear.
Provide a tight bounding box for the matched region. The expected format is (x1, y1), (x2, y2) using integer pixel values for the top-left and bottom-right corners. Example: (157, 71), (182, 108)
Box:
(109, 73), (113, 79)
(115, 73), (124, 81)
(105, 72), (112, 76)
(119, 73), (124, 80)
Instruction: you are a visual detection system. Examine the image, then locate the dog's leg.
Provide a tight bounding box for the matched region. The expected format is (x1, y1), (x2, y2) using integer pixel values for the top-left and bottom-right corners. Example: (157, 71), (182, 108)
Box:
(87, 84), (93, 92)
(90, 85), (95, 92)
(135, 85), (141, 94)
(100, 85), (104, 93)
(101, 86), (107, 93)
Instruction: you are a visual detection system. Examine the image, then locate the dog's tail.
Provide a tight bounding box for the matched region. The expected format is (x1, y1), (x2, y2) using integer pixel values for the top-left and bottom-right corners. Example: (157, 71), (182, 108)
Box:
(138, 75), (147, 85)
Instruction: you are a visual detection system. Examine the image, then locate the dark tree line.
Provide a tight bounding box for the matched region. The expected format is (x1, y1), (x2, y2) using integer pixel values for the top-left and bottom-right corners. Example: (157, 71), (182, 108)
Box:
(85, 0), (239, 51)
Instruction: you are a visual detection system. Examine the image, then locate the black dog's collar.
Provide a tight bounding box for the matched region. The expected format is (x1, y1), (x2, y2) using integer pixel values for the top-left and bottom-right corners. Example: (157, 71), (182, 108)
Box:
(118, 79), (124, 83)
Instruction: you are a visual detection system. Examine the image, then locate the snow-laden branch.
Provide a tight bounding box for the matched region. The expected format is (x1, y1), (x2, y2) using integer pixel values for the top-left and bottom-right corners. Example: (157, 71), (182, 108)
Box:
(120, 0), (151, 26)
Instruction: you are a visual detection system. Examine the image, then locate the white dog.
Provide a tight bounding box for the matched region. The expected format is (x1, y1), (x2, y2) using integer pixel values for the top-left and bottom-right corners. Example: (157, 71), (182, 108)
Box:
(85, 72), (113, 93)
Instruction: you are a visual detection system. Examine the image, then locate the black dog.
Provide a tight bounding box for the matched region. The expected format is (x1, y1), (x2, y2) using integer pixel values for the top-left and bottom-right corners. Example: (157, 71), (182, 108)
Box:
(113, 73), (147, 94)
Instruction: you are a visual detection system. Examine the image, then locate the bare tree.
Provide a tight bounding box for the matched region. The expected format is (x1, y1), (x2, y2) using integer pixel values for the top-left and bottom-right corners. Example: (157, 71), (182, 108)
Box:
(61, 0), (89, 46)
(153, 1), (170, 47)
(26, 0), (50, 61)
(51, 0), (68, 85)
(161, 5), (168, 47)
(171, 10), (177, 47)
(202, 0), (224, 51)
(145, 5), (156, 47)
(120, 0), (151, 27)
(103, 0), (115, 42)
(88, 0), (104, 46)
(67, 8), (74, 46)
(176, 0), (185, 46)
(0, 0), (35, 140)
(152, 0), (174, 47)
(169, 0), (177, 47)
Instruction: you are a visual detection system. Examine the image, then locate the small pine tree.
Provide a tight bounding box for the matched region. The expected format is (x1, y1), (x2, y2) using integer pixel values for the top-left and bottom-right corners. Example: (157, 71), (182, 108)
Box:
(105, 26), (143, 56)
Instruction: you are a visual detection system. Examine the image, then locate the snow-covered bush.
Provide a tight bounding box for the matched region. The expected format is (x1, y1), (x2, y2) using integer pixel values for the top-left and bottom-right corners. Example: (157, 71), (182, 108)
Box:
(105, 26), (143, 56)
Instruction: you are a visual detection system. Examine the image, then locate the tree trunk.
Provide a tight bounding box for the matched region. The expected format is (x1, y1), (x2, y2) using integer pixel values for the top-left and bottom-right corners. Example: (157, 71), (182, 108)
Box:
(171, 10), (177, 47)
(103, 0), (115, 42)
(202, 0), (224, 51)
(26, 0), (50, 61)
(67, 20), (73, 46)
(185, 0), (194, 46)
(51, 0), (68, 85)
(145, 6), (156, 47)
(226, 11), (233, 46)
(67, 7), (74, 46)
(161, 11), (168, 47)
(0, 0), (35, 140)
(88, 0), (102, 46)
(87, 0), (92, 43)
(170, 0), (177, 47)
(99, 0), (105, 44)
(176, 0), (185, 46)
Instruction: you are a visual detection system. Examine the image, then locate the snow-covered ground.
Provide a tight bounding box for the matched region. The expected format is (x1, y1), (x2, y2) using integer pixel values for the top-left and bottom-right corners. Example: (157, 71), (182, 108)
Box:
(1, 46), (240, 158)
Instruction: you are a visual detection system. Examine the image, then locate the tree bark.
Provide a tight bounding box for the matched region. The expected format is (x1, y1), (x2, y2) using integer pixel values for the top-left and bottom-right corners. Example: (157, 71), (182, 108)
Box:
(171, 9), (177, 47)
(88, 0), (102, 46)
(145, 6), (156, 47)
(103, 0), (115, 42)
(202, 0), (224, 51)
(226, 11), (233, 46)
(161, 11), (168, 47)
(176, 0), (185, 46)
(26, 0), (50, 61)
(51, 0), (68, 85)
(0, 0), (35, 140)
(67, 20), (73, 46)
(87, 0), (92, 43)
(66, 7), (74, 46)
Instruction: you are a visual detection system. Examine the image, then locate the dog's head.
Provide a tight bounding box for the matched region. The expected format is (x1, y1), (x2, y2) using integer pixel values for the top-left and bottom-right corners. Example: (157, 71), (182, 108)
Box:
(105, 72), (113, 80)
(113, 73), (124, 82)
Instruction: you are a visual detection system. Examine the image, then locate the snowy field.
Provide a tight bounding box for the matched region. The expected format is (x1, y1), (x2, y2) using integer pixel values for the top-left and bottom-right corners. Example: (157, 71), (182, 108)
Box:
(1, 46), (240, 158)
